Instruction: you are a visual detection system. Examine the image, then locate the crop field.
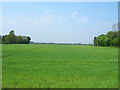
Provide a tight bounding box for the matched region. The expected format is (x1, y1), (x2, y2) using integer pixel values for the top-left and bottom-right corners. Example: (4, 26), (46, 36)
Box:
(2, 44), (118, 88)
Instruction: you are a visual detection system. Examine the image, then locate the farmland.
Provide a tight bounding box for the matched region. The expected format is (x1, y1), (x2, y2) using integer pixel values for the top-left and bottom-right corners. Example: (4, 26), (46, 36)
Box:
(2, 44), (118, 88)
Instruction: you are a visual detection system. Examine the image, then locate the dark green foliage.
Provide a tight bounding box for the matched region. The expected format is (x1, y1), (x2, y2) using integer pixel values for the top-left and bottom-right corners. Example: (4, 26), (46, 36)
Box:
(9, 30), (15, 35)
(2, 30), (31, 44)
(0, 35), (2, 44)
(94, 31), (119, 47)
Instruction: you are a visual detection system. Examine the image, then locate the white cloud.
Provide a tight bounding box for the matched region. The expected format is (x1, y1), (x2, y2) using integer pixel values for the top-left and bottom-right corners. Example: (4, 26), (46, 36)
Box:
(44, 9), (49, 15)
(71, 11), (78, 18)
(3, 9), (89, 30)
(39, 15), (55, 24)
(58, 16), (67, 23)
(97, 8), (107, 15)
(3, 14), (55, 28)
(77, 16), (88, 24)
(69, 11), (88, 24)
(35, 9), (55, 24)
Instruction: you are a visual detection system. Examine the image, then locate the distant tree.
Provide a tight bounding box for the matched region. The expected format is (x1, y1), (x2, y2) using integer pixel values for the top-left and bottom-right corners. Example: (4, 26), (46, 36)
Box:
(22, 36), (27, 44)
(94, 37), (97, 46)
(2, 30), (31, 44)
(9, 30), (15, 35)
(118, 22), (120, 31)
(112, 37), (118, 46)
(2, 35), (7, 44)
(112, 24), (117, 31)
(94, 31), (118, 47)
(5, 30), (16, 44)
(16, 35), (23, 44)
(26, 36), (31, 44)
(97, 34), (106, 46)
(0, 35), (2, 44)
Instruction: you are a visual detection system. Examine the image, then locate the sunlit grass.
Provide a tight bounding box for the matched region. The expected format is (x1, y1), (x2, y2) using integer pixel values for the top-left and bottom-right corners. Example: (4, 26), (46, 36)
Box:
(2, 44), (118, 88)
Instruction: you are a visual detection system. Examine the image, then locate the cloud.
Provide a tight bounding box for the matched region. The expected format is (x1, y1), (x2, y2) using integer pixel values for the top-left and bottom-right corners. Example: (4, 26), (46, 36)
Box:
(58, 16), (67, 23)
(3, 14), (55, 28)
(39, 15), (55, 24)
(36, 9), (55, 24)
(69, 11), (88, 24)
(77, 16), (88, 24)
(71, 11), (78, 18)
(97, 8), (107, 15)
(3, 9), (89, 30)
(44, 9), (49, 15)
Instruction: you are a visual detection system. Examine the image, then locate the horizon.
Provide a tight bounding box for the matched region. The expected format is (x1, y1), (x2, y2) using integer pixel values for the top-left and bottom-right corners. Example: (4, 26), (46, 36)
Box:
(2, 2), (118, 44)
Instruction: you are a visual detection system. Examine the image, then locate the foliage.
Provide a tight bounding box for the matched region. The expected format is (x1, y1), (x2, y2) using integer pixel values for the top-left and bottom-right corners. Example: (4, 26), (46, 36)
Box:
(0, 35), (2, 44)
(94, 31), (119, 47)
(2, 30), (31, 44)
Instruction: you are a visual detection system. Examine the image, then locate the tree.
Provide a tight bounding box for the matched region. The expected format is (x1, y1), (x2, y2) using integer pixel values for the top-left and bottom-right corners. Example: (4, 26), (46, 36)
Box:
(16, 36), (23, 44)
(112, 37), (118, 46)
(5, 34), (16, 44)
(94, 37), (97, 46)
(96, 34), (106, 46)
(2, 35), (7, 44)
(26, 36), (31, 44)
(94, 31), (118, 47)
(0, 35), (2, 44)
(2, 30), (31, 44)
(112, 24), (117, 31)
(9, 30), (15, 35)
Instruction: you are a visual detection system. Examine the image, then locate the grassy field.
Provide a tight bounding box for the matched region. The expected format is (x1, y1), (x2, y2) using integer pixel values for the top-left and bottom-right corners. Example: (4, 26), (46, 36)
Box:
(2, 44), (118, 88)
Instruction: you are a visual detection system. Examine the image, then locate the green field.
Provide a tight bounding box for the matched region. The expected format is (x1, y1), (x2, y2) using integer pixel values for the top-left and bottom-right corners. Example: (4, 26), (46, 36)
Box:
(2, 44), (118, 88)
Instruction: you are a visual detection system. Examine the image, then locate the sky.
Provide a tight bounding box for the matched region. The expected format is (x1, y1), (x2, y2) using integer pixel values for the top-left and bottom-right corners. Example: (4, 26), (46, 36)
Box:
(2, 2), (118, 44)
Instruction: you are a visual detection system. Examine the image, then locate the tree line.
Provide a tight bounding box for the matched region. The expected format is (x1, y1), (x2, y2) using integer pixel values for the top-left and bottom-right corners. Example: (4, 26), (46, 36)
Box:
(94, 30), (120, 47)
(0, 30), (31, 44)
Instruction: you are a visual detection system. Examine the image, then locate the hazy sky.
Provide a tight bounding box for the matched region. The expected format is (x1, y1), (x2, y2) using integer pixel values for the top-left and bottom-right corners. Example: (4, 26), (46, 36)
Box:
(2, 2), (118, 43)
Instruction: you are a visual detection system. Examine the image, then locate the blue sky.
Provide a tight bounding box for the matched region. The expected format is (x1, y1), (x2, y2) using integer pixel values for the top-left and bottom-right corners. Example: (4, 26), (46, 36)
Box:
(2, 2), (118, 44)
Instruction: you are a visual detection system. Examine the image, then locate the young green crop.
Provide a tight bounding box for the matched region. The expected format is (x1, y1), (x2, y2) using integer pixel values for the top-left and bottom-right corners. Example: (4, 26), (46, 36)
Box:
(2, 44), (118, 88)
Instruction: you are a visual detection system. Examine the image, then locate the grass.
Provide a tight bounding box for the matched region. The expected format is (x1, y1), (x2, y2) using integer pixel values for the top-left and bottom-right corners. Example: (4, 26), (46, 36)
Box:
(2, 44), (118, 88)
